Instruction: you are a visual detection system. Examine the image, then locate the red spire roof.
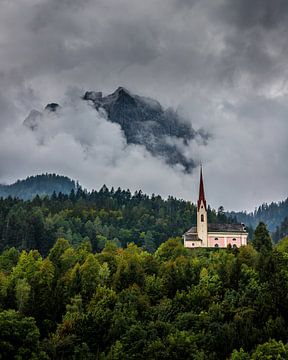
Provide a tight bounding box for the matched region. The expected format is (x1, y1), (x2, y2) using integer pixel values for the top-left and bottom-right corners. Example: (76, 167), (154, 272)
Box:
(197, 165), (207, 211)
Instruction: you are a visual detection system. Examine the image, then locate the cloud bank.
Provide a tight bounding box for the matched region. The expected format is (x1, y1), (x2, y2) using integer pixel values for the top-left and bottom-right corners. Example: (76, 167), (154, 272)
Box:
(0, 0), (287, 211)
(0, 92), (196, 202)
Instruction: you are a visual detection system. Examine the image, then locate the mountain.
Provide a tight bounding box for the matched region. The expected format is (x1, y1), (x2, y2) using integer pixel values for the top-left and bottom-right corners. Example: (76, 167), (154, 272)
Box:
(0, 174), (77, 200)
(228, 197), (288, 235)
(83, 87), (200, 171)
(24, 87), (208, 172)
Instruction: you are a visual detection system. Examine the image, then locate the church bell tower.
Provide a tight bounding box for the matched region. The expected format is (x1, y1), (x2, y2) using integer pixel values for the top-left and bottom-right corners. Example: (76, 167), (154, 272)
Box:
(197, 166), (208, 246)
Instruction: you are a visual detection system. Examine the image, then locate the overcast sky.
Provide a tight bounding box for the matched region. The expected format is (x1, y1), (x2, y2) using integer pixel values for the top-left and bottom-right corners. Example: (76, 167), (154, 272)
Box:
(0, 0), (287, 211)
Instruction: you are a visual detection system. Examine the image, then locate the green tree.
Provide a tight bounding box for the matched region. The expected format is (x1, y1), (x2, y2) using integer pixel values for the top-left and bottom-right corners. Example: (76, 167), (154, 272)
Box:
(15, 278), (31, 313)
(0, 309), (42, 359)
(251, 339), (288, 359)
(252, 222), (272, 252)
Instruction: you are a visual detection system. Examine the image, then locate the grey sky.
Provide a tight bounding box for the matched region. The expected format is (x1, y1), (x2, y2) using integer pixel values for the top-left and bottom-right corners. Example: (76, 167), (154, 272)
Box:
(0, 0), (287, 211)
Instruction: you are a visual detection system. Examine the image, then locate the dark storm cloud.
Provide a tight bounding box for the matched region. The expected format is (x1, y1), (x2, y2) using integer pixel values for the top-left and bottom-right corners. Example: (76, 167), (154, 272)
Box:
(0, 0), (287, 211)
(219, 0), (288, 29)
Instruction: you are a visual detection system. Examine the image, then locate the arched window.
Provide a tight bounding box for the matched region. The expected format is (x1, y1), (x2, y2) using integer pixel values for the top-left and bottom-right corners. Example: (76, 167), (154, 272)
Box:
(201, 214), (204, 222)
(233, 238), (236, 241)
(215, 237), (218, 241)
(215, 244), (219, 248)
(192, 243), (194, 246)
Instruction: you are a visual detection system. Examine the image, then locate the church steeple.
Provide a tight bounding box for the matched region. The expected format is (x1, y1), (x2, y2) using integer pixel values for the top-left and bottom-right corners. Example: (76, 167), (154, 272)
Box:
(197, 165), (207, 211)
(196, 165), (208, 246)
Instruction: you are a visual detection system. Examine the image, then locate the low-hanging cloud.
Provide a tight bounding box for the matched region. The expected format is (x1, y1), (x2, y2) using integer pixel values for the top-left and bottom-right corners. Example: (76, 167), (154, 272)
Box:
(0, 0), (287, 211)
(0, 91), (197, 201)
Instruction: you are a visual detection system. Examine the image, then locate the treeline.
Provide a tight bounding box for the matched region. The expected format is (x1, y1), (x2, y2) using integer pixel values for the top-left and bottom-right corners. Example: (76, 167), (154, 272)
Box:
(0, 186), (235, 255)
(229, 197), (288, 235)
(274, 217), (288, 243)
(0, 174), (77, 200)
(1, 224), (288, 359)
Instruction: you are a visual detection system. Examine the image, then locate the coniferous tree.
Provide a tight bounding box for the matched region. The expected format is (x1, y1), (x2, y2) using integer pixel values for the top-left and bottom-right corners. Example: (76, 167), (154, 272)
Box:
(252, 222), (272, 252)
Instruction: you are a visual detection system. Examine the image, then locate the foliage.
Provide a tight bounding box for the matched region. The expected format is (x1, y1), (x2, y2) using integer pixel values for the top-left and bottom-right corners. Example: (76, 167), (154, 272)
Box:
(0, 181), (286, 358)
(0, 184), (235, 255)
(274, 217), (288, 243)
(252, 222), (272, 252)
(229, 197), (288, 234)
(0, 222), (287, 359)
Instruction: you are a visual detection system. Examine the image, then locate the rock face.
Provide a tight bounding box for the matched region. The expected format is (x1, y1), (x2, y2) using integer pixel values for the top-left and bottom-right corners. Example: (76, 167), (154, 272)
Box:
(45, 103), (60, 112)
(23, 103), (60, 130)
(23, 87), (206, 172)
(83, 87), (200, 172)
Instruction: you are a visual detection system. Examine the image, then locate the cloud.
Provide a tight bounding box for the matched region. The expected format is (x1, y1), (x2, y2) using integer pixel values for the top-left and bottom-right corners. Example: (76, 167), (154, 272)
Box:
(0, 92), (197, 201)
(218, 0), (288, 30)
(0, 0), (287, 211)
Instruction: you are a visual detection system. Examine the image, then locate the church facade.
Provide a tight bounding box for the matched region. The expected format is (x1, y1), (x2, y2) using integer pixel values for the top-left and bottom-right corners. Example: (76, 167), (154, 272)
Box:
(183, 167), (248, 249)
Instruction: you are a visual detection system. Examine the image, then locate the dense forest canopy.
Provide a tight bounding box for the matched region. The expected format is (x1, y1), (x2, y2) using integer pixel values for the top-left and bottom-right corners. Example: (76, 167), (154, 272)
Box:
(0, 185), (236, 256)
(1, 175), (288, 358)
(1, 173), (287, 242)
(229, 198), (288, 235)
(1, 227), (288, 359)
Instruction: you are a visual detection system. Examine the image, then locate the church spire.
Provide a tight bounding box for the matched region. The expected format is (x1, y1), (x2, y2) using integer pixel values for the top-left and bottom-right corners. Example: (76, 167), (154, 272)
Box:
(197, 165), (207, 211)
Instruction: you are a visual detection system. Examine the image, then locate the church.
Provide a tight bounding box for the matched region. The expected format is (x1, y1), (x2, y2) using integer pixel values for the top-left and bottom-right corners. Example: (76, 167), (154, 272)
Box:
(183, 167), (248, 248)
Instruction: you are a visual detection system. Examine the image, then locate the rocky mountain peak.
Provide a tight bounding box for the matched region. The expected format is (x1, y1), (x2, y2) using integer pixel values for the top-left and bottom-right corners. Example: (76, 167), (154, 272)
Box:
(23, 87), (206, 172)
(45, 103), (60, 112)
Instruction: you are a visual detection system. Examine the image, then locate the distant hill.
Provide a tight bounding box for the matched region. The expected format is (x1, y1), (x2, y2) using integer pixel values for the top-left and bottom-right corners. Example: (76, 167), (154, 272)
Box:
(228, 198), (288, 236)
(274, 217), (288, 242)
(0, 174), (77, 200)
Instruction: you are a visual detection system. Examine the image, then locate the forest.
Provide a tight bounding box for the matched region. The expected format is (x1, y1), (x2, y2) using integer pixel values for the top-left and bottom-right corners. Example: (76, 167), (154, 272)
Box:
(1, 185), (288, 359)
(0, 174), (76, 201)
(0, 185), (236, 255)
(1, 223), (288, 359)
(229, 198), (288, 236)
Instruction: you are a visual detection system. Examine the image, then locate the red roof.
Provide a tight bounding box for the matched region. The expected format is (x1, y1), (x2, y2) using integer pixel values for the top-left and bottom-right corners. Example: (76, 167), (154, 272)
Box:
(197, 166), (207, 210)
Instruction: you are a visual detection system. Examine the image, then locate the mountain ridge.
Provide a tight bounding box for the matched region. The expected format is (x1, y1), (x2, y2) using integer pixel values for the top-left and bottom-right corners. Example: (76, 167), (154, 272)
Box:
(24, 87), (209, 172)
(0, 174), (77, 200)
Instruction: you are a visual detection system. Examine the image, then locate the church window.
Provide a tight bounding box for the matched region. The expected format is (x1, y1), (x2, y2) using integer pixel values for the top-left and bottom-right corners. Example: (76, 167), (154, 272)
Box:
(192, 243), (194, 246)
(201, 214), (204, 222)
(215, 244), (219, 248)
(233, 238), (236, 241)
(215, 237), (218, 241)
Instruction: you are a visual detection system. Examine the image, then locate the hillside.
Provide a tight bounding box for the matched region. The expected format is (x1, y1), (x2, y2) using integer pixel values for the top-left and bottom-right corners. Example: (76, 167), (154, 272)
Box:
(0, 173), (287, 243)
(0, 174), (77, 200)
(1, 234), (288, 359)
(0, 175), (288, 359)
(0, 184), (236, 255)
(229, 198), (288, 236)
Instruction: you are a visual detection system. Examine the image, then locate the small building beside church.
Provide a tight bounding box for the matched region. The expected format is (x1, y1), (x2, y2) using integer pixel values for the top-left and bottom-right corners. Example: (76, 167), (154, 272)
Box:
(183, 167), (248, 248)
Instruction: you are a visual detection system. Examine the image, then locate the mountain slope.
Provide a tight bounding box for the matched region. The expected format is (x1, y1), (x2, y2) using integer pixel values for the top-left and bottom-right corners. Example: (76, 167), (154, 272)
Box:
(83, 87), (202, 171)
(228, 197), (288, 234)
(0, 174), (77, 200)
(24, 87), (207, 172)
